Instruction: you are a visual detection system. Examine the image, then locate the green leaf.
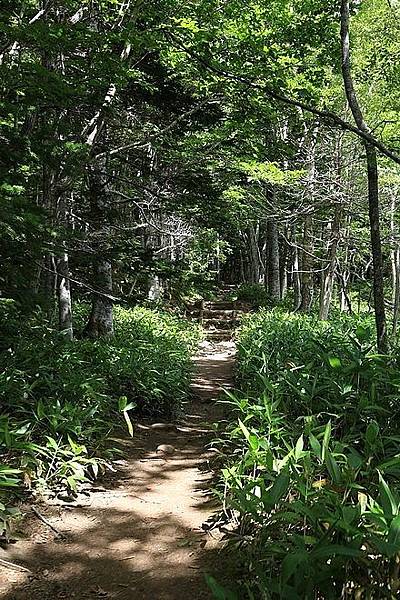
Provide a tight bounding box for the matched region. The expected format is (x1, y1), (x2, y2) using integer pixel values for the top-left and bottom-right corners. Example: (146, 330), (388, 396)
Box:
(118, 396), (128, 411)
(66, 475), (77, 492)
(205, 575), (238, 599)
(267, 472), (290, 506)
(238, 418), (251, 442)
(281, 552), (308, 583)
(366, 421), (379, 446)
(325, 450), (342, 485)
(123, 411), (134, 438)
(388, 515), (400, 548)
(295, 435), (304, 460)
(379, 472), (398, 519)
(322, 421), (331, 461)
(312, 544), (363, 559)
(37, 399), (45, 420)
(309, 433), (321, 460)
(328, 357), (342, 369)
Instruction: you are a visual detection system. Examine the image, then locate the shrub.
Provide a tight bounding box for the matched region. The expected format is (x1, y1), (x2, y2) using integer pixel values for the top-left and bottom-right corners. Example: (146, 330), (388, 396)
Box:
(229, 284), (272, 309)
(213, 310), (400, 599)
(0, 303), (201, 512)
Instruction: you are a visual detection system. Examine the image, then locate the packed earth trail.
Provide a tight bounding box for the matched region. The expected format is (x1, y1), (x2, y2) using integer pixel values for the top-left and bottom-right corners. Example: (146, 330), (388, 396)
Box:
(0, 340), (236, 600)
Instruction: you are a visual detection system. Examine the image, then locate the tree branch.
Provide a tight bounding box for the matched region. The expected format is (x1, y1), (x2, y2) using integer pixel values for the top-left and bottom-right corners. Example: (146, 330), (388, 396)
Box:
(95, 96), (220, 159)
(163, 30), (400, 166)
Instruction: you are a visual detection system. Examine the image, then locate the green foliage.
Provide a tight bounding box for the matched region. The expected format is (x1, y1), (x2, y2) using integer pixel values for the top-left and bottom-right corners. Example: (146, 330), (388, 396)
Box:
(0, 303), (201, 506)
(229, 283), (272, 309)
(213, 311), (400, 598)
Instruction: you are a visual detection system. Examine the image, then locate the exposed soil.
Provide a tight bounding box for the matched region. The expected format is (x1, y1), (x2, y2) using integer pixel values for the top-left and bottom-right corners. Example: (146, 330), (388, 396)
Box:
(0, 340), (236, 600)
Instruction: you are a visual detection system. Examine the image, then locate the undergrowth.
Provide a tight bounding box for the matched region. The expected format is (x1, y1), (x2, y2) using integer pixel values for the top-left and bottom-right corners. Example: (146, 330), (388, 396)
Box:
(0, 301), (201, 536)
(214, 310), (400, 599)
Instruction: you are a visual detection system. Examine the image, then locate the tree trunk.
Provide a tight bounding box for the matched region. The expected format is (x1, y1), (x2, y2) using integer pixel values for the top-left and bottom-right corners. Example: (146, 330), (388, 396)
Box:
(319, 206), (341, 320)
(56, 252), (73, 340)
(83, 157), (114, 339)
(248, 223), (261, 284)
(292, 225), (302, 311)
(298, 216), (314, 313)
(280, 232), (288, 300)
(85, 258), (114, 338)
(267, 219), (280, 302)
(148, 275), (163, 301)
(340, 0), (387, 352)
(391, 194), (400, 334)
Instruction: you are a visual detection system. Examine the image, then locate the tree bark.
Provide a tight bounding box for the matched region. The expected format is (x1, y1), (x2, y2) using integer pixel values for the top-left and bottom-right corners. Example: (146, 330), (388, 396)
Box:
(248, 223), (262, 284)
(390, 193), (400, 334)
(319, 206), (342, 320)
(84, 258), (114, 338)
(280, 231), (288, 300)
(292, 225), (302, 311)
(340, 0), (387, 352)
(83, 157), (114, 339)
(56, 252), (73, 340)
(267, 219), (280, 302)
(298, 216), (314, 313)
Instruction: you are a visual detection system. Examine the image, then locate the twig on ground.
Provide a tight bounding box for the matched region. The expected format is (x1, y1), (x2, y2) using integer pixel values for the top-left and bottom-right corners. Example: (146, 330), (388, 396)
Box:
(0, 558), (32, 573)
(31, 506), (66, 539)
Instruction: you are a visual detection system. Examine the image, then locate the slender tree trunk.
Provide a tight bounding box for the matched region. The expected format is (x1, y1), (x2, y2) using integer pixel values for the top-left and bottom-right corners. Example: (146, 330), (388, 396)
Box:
(56, 252), (73, 340)
(292, 225), (302, 310)
(267, 219), (280, 302)
(340, 0), (387, 352)
(56, 194), (73, 340)
(298, 216), (314, 312)
(248, 223), (261, 284)
(41, 160), (58, 321)
(390, 194), (400, 334)
(280, 231), (288, 300)
(319, 206), (341, 320)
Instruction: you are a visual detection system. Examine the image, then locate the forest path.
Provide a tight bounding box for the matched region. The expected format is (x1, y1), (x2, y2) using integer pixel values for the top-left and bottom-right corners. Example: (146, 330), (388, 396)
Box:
(0, 340), (235, 600)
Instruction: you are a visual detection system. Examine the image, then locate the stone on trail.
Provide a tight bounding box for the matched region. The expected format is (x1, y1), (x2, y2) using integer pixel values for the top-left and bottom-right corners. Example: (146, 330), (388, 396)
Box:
(150, 422), (177, 431)
(156, 444), (175, 455)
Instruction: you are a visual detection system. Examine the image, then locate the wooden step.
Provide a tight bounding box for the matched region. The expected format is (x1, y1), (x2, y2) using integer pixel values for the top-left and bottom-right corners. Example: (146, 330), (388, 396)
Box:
(203, 318), (236, 330)
(204, 301), (235, 311)
(206, 330), (233, 340)
(202, 309), (236, 319)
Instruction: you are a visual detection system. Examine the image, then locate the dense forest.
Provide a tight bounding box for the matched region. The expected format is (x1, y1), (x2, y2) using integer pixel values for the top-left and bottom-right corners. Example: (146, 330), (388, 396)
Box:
(2, 0), (400, 598)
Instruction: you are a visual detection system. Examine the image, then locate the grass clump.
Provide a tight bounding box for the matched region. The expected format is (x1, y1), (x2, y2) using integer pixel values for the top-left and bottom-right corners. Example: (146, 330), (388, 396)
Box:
(214, 310), (400, 599)
(0, 302), (201, 525)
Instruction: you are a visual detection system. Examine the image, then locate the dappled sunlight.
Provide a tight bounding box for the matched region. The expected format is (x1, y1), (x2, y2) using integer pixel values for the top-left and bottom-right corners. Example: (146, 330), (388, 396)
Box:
(0, 341), (235, 600)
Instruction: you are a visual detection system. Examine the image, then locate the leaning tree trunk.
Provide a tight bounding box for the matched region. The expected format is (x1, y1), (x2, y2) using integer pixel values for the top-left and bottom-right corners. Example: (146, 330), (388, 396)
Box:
(267, 218), (281, 303)
(340, 0), (387, 352)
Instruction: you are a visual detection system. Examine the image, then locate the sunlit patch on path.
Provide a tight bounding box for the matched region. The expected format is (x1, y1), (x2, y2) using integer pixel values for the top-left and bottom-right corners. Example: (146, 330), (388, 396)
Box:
(0, 341), (235, 600)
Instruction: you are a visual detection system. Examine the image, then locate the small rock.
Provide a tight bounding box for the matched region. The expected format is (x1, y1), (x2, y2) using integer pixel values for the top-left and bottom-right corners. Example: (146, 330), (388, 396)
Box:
(156, 444), (175, 455)
(151, 423), (176, 431)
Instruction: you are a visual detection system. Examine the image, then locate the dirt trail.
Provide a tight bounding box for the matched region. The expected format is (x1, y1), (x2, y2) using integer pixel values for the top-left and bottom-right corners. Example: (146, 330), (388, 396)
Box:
(0, 341), (235, 600)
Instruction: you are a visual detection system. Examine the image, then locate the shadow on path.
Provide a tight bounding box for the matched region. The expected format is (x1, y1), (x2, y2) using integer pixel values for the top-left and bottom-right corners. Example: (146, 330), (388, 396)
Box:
(0, 341), (236, 600)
